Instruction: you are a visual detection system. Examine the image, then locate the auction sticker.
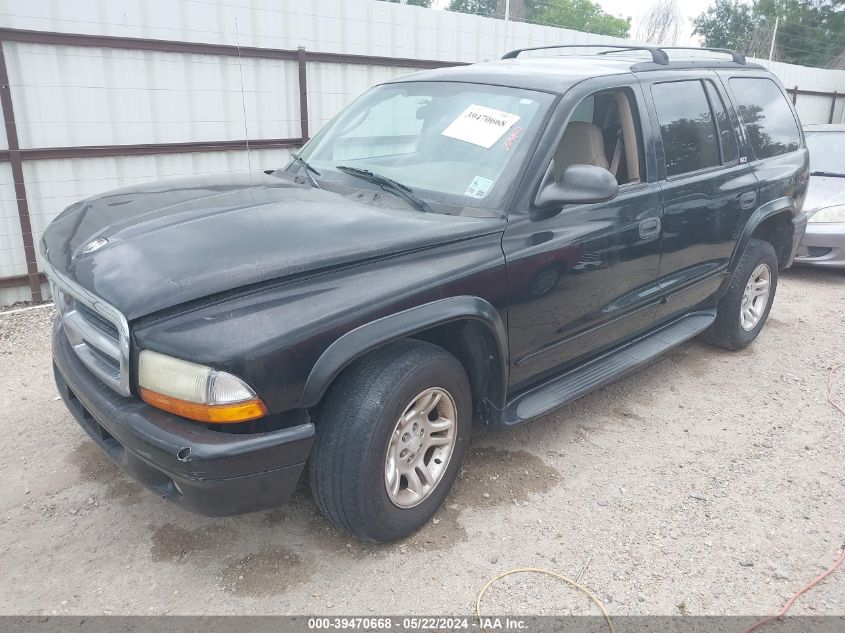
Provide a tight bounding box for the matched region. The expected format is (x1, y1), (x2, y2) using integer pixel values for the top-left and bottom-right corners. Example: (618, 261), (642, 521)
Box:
(465, 175), (494, 198)
(442, 104), (521, 148)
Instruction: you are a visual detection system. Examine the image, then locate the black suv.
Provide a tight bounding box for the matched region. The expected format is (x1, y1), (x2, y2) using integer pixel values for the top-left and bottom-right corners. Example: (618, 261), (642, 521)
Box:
(44, 45), (808, 542)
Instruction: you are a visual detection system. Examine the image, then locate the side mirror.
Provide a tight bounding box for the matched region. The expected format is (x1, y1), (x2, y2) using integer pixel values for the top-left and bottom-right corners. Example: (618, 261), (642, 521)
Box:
(534, 162), (619, 211)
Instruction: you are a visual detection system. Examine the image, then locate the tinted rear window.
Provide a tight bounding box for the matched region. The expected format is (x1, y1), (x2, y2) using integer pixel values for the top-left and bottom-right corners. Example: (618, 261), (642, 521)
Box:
(652, 80), (721, 177)
(729, 77), (800, 159)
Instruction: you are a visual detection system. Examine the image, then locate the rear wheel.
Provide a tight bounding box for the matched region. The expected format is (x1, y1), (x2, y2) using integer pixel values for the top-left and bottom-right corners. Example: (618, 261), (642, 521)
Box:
(309, 339), (471, 542)
(702, 238), (779, 350)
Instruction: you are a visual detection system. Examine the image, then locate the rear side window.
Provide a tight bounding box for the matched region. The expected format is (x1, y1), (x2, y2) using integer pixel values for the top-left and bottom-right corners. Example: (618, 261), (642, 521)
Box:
(704, 81), (738, 164)
(729, 77), (800, 159)
(652, 80), (721, 177)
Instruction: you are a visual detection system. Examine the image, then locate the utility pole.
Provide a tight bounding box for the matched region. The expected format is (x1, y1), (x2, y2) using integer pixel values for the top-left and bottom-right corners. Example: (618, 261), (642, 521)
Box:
(768, 16), (779, 61)
(497, 0), (525, 22)
(498, 0), (511, 52)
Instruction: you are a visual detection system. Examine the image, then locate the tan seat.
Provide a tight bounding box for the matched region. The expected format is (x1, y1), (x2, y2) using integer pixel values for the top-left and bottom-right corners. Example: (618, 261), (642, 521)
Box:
(553, 121), (609, 179)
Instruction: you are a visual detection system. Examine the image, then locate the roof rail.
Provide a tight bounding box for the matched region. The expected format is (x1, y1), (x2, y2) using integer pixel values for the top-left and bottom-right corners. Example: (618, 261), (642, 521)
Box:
(501, 44), (669, 65)
(659, 47), (746, 64)
(501, 44), (747, 66)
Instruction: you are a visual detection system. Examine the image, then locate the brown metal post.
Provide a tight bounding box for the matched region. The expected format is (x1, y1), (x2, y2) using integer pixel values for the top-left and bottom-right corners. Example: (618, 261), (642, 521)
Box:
(298, 47), (309, 143)
(0, 42), (42, 302)
(829, 91), (838, 124)
(792, 85), (798, 105)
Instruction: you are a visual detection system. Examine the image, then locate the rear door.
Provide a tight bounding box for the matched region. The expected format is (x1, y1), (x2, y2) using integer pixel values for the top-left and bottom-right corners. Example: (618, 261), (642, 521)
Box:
(639, 72), (759, 321)
(719, 73), (808, 222)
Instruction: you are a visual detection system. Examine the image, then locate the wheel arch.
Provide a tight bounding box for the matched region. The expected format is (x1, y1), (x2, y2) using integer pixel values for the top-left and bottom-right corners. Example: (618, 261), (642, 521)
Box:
(732, 196), (797, 272)
(300, 296), (509, 416)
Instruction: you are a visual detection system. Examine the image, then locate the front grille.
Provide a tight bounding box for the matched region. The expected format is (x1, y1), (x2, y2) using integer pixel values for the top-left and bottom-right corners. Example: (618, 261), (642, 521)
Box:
(47, 270), (131, 397)
(76, 302), (120, 340)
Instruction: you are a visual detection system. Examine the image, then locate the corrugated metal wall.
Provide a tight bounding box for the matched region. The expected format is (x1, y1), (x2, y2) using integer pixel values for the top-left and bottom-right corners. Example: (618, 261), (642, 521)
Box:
(1, 0), (844, 306)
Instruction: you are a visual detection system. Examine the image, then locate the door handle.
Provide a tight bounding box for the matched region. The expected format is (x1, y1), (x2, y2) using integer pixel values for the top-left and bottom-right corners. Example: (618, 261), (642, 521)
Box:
(639, 216), (662, 239)
(740, 191), (757, 210)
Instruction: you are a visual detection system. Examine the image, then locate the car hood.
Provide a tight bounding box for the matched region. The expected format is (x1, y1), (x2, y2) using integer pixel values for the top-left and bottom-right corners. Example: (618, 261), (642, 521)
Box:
(42, 171), (503, 320)
(803, 175), (845, 213)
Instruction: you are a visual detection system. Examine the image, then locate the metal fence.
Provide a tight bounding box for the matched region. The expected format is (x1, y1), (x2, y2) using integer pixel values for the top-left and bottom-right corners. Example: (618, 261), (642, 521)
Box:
(0, 27), (462, 303)
(786, 87), (842, 125)
(0, 0), (843, 306)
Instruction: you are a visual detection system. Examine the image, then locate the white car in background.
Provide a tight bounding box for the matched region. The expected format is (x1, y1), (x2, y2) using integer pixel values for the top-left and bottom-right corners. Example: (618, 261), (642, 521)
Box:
(795, 124), (845, 268)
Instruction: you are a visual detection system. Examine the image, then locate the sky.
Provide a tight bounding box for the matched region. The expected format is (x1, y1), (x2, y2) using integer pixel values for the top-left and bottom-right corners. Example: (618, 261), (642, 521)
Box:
(429, 0), (714, 45)
(596, 0), (711, 43)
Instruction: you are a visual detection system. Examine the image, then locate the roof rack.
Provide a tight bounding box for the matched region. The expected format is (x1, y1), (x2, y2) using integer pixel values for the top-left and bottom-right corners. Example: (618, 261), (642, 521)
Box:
(501, 44), (669, 64)
(501, 44), (747, 66)
(658, 47), (746, 64)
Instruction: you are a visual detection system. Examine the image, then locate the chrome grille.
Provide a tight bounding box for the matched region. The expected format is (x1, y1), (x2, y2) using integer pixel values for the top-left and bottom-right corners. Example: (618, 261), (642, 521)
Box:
(75, 302), (120, 340)
(46, 263), (131, 397)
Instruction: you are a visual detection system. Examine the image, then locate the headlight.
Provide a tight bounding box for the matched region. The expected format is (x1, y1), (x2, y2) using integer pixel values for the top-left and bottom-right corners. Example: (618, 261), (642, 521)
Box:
(808, 204), (845, 223)
(138, 350), (266, 423)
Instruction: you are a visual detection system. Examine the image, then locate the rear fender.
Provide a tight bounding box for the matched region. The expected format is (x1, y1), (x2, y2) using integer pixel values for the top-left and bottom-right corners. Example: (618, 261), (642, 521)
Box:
(722, 196), (797, 294)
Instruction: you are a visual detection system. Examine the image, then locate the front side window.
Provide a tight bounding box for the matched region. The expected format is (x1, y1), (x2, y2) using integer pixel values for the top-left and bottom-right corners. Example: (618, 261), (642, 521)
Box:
(297, 81), (555, 214)
(729, 77), (801, 159)
(551, 89), (644, 186)
(652, 80), (721, 177)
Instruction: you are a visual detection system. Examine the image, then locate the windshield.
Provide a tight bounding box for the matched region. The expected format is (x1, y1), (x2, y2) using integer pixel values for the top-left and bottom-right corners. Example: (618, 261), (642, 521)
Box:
(805, 131), (845, 175)
(294, 81), (555, 215)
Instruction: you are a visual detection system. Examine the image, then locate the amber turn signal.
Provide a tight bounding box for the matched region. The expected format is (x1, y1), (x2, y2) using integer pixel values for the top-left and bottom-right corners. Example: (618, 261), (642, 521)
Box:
(140, 388), (267, 423)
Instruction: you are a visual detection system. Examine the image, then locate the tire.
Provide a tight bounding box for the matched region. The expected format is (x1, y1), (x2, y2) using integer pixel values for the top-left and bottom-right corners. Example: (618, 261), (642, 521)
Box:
(308, 339), (472, 542)
(702, 238), (779, 350)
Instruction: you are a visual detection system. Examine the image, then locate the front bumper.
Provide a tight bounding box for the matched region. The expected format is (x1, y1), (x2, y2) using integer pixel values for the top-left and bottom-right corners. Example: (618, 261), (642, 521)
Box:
(794, 221), (845, 268)
(52, 319), (314, 516)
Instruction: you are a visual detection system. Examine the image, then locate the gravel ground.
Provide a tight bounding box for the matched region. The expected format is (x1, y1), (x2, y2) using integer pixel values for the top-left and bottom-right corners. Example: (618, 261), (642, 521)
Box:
(0, 266), (843, 617)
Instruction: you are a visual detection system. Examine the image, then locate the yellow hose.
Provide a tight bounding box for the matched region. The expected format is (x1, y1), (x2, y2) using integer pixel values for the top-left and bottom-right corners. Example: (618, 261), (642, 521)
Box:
(476, 567), (615, 633)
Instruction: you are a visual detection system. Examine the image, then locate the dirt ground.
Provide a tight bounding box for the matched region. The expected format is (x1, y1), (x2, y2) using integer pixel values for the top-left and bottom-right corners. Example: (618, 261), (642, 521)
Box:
(0, 266), (843, 617)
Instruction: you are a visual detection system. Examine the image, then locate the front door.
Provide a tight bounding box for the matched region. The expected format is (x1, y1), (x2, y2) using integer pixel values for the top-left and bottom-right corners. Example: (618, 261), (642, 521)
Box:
(503, 79), (663, 391)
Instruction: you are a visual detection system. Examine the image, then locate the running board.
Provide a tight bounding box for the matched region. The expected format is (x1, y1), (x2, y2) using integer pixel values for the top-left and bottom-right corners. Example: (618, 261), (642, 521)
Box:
(505, 311), (716, 425)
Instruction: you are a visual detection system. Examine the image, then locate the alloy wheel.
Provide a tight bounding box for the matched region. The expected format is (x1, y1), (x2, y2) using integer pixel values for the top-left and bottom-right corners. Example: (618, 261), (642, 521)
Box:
(740, 263), (771, 331)
(384, 387), (457, 508)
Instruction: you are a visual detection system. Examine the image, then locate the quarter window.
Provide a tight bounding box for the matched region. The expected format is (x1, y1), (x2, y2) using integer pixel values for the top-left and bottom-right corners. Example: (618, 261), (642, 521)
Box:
(729, 77), (800, 159)
(652, 81), (721, 177)
(704, 81), (738, 164)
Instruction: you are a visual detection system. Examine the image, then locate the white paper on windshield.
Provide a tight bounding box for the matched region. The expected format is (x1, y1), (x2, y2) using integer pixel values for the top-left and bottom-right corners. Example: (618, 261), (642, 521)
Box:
(441, 104), (522, 149)
(465, 176), (494, 198)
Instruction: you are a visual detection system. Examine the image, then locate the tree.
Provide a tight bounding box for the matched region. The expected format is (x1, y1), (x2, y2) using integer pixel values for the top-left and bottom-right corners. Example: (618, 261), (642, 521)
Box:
(693, 0), (758, 50)
(379, 0), (432, 7)
(758, 0), (845, 67)
(448, 0), (498, 16)
(694, 0), (845, 67)
(536, 0), (631, 38)
(637, 0), (684, 45)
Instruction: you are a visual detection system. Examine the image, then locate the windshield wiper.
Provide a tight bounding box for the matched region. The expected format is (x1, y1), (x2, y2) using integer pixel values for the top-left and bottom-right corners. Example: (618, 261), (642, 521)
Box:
(290, 153), (321, 188)
(335, 165), (432, 213)
(810, 170), (845, 178)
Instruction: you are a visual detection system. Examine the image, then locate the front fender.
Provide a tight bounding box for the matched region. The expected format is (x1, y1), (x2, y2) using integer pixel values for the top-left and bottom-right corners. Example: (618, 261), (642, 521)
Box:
(132, 231), (507, 415)
(300, 296), (508, 409)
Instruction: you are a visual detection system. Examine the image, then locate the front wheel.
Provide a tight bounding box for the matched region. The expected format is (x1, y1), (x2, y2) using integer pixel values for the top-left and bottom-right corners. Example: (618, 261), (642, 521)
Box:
(309, 340), (471, 542)
(702, 238), (779, 350)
